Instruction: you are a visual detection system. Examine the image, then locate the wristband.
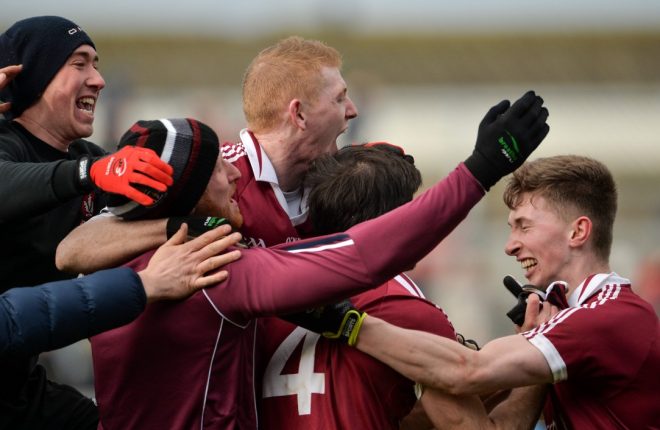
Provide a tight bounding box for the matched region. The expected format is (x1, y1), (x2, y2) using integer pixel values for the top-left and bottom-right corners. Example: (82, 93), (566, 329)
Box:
(76, 156), (96, 191)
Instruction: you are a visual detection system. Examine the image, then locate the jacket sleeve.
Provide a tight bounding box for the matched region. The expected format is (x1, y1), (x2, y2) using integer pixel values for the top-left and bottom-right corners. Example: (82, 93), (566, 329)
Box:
(0, 136), (100, 221)
(0, 267), (147, 357)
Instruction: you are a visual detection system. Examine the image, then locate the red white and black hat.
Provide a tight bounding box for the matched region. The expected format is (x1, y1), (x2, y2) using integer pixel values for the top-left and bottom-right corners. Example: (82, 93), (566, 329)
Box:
(107, 118), (219, 220)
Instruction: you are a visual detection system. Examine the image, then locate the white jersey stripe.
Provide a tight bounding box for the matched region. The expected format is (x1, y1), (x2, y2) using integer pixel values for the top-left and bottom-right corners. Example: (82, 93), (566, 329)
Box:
(203, 290), (249, 328)
(525, 277), (627, 383)
(529, 307), (581, 338)
(393, 274), (425, 298)
(526, 284), (623, 339)
(287, 239), (355, 254)
(250, 322), (259, 429)
(221, 143), (246, 163)
(200, 318), (224, 429)
(527, 333), (568, 382)
(600, 284), (620, 305)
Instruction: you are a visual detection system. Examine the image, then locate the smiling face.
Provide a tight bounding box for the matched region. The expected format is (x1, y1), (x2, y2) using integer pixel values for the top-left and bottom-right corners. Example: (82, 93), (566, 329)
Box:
(192, 156), (244, 228)
(20, 44), (105, 146)
(504, 193), (575, 289)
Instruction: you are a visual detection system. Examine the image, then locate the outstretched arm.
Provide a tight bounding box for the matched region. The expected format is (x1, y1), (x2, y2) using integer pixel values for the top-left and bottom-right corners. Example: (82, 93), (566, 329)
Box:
(56, 215), (167, 274)
(355, 315), (552, 396)
(210, 92), (550, 322)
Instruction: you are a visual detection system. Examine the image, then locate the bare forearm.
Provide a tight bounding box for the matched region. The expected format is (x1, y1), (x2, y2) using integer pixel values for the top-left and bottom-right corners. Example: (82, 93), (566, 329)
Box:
(356, 315), (476, 395)
(56, 216), (167, 274)
(400, 399), (435, 430)
(487, 385), (546, 430)
(420, 385), (545, 430)
(356, 316), (552, 396)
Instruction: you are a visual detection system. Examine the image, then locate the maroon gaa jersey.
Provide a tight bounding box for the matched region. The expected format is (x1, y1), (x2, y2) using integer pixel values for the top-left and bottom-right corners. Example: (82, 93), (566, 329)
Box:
(524, 273), (660, 429)
(221, 129), (313, 248)
(259, 274), (457, 429)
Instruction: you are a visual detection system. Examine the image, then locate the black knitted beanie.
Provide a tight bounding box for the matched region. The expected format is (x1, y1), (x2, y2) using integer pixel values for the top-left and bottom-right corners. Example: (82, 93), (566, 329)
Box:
(0, 16), (95, 119)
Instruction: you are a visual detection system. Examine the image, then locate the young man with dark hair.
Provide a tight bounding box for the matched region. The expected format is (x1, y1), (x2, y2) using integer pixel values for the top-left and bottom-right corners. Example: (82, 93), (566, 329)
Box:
(340, 155), (659, 429)
(259, 144), (456, 428)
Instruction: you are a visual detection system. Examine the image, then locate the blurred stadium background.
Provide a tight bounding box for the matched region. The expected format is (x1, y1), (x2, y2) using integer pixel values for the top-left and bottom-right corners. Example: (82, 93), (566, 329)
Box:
(3, 0), (660, 399)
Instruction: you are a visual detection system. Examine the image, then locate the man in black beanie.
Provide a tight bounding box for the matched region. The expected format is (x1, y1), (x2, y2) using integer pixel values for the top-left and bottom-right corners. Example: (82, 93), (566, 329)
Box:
(0, 16), (175, 429)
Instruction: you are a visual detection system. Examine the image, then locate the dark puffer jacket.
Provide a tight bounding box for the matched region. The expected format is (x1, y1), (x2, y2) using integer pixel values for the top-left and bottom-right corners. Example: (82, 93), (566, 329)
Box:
(0, 267), (146, 358)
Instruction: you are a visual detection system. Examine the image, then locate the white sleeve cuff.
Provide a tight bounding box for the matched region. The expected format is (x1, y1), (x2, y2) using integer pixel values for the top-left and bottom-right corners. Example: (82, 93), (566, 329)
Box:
(527, 334), (568, 382)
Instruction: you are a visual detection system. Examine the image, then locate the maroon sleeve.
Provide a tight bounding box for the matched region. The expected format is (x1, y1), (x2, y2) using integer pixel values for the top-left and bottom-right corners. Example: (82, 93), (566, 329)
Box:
(205, 163), (484, 325)
(349, 163), (484, 286)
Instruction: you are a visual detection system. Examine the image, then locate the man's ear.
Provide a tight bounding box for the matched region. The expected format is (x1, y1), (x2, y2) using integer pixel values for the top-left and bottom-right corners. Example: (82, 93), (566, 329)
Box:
(288, 99), (306, 130)
(569, 216), (592, 248)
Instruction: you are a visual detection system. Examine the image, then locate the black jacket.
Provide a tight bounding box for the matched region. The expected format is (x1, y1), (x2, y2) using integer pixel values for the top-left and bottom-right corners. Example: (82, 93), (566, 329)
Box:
(0, 119), (107, 289)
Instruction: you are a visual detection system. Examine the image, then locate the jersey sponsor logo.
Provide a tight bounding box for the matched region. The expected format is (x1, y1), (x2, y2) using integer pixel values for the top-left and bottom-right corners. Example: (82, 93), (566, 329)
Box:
(243, 236), (302, 247)
(244, 236), (267, 248)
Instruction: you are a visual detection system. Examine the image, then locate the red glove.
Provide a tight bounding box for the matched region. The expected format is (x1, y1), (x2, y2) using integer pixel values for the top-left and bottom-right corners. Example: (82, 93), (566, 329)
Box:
(87, 146), (174, 206)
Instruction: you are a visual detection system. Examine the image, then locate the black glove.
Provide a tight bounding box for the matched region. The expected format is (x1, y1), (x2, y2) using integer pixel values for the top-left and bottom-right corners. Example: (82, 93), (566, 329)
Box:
(166, 216), (232, 239)
(503, 275), (546, 326)
(465, 91), (549, 190)
(282, 299), (367, 346)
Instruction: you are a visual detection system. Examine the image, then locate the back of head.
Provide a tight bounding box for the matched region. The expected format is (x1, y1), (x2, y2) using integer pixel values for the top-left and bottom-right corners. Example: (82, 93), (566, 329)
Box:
(0, 16), (95, 119)
(503, 155), (617, 261)
(242, 36), (342, 132)
(306, 145), (422, 235)
(107, 118), (219, 220)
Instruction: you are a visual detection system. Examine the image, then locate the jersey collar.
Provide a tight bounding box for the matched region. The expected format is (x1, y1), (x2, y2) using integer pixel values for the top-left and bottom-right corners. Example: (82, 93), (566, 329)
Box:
(240, 128), (279, 185)
(239, 128), (310, 224)
(567, 272), (630, 307)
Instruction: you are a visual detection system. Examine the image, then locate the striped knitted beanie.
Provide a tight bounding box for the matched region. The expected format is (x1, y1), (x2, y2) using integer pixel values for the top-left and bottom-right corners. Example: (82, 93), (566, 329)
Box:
(107, 118), (219, 220)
